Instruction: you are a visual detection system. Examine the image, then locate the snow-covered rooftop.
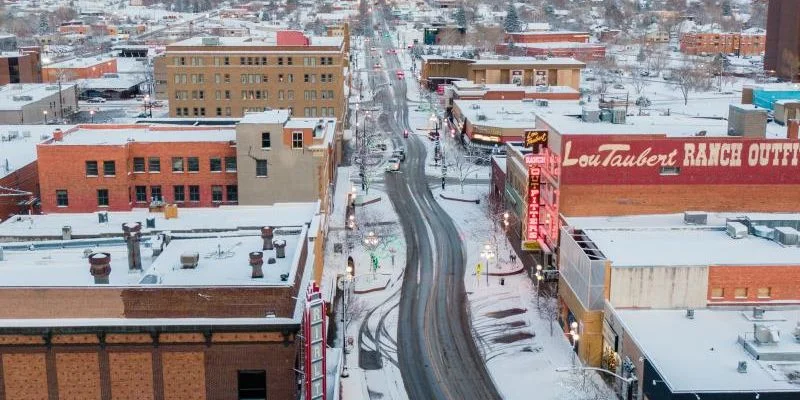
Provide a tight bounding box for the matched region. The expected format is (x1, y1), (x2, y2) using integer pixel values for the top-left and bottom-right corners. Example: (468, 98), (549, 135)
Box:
(567, 213), (800, 267)
(451, 80), (579, 95)
(0, 125), (73, 179)
(45, 125), (236, 146)
(454, 99), (583, 129)
(78, 75), (144, 90)
(615, 307), (800, 393)
(509, 42), (603, 49)
(170, 34), (343, 48)
(472, 56), (585, 67)
(240, 109), (290, 124)
(0, 83), (77, 110)
(44, 55), (116, 69)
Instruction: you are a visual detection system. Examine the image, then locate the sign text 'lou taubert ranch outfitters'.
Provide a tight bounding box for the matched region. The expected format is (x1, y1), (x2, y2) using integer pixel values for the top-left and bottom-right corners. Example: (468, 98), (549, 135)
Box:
(558, 138), (800, 185)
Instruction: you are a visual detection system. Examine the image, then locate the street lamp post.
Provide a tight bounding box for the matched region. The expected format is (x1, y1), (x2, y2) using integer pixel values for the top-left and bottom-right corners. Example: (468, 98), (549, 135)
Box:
(535, 264), (543, 309)
(480, 244), (494, 286)
(144, 94), (152, 117)
(89, 110), (95, 123)
(569, 321), (580, 367)
(42, 110), (48, 124)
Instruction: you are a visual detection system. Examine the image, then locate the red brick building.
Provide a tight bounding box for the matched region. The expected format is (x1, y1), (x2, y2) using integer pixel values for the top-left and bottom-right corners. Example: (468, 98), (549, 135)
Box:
(37, 125), (239, 213)
(496, 42), (606, 62)
(679, 31), (766, 56)
(0, 48), (42, 85)
(504, 31), (591, 44)
(42, 57), (117, 82)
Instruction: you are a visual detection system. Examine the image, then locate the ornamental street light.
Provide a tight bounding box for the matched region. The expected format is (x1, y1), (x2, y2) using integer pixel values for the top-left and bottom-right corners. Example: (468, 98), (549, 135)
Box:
(89, 110), (95, 123)
(42, 110), (48, 124)
(569, 321), (580, 366)
(535, 264), (543, 309)
(480, 244), (494, 286)
(364, 231), (379, 249)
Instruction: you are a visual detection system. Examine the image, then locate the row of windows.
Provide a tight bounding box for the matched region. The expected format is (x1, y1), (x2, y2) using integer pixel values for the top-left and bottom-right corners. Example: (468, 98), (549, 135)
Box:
(174, 56), (337, 67)
(130, 156), (237, 173)
(175, 73), (337, 85)
(174, 106), (336, 118)
(174, 89), (337, 102)
(55, 185), (240, 208)
(710, 287), (772, 299)
(85, 161), (116, 177)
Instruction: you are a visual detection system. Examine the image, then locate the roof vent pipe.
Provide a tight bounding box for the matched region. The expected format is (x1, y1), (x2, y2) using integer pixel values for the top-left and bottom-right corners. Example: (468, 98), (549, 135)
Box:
(89, 252), (111, 284)
(250, 251), (264, 278)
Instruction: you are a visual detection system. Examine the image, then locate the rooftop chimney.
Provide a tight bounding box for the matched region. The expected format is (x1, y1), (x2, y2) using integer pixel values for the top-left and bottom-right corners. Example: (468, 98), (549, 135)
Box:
(180, 252), (199, 269)
(52, 128), (63, 142)
(261, 226), (274, 250)
(788, 119), (799, 140)
(249, 251), (264, 278)
(273, 239), (287, 258)
(122, 222), (142, 270)
(89, 252), (111, 284)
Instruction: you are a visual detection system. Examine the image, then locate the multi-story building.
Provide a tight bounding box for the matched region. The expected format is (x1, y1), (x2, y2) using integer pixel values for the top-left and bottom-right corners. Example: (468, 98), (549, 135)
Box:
(0, 48), (42, 85)
(420, 56), (585, 90)
(496, 42), (606, 62)
(164, 32), (346, 119)
(679, 30), (766, 56)
(42, 56), (117, 82)
(0, 204), (331, 400)
(0, 83), (78, 124)
(35, 111), (337, 214)
(504, 31), (591, 44)
(765, 0), (800, 82)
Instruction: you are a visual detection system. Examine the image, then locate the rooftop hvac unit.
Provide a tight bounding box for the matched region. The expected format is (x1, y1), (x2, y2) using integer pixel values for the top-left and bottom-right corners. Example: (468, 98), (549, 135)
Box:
(535, 99), (549, 107)
(774, 227), (800, 246)
(476, 114), (487, 121)
(737, 361), (748, 373)
(535, 55), (548, 60)
(683, 211), (707, 225)
(752, 225), (775, 240)
(753, 307), (766, 319)
(754, 324), (781, 345)
(726, 221), (748, 239)
(470, 103), (480, 109)
(611, 109), (626, 124)
(685, 309), (695, 319)
(582, 108), (601, 123)
(45, 85), (59, 91)
(535, 85), (549, 92)
(202, 36), (221, 45)
(11, 95), (32, 101)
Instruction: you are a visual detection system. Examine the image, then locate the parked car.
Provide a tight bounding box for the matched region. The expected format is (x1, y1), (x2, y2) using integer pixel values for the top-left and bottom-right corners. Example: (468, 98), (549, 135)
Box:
(613, 83), (625, 89)
(385, 158), (400, 172)
(87, 97), (106, 103)
(392, 150), (405, 161)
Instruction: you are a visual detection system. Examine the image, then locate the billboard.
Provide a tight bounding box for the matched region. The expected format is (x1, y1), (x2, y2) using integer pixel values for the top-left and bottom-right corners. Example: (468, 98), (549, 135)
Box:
(524, 130), (548, 148)
(534, 70), (548, 86)
(511, 70), (523, 85)
(559, 137), (800, 185)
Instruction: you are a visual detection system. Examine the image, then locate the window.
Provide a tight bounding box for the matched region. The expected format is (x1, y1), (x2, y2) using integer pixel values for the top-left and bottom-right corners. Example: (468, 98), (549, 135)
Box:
(187, 157), (199, 172)
(211, 185), (223, 202)
(173, 185), (185, 202)
(56, 190), (68, 207)
(225, 90), (231, 100)
(226, 185), (238, 202)
(225, 157), (237, 172)
(189, 185), (200, 202)
(710, 288), (724, 298)
(256, 159), (268, 177)
(176, 108), (183, 116)
(210, 157), (222, 172)
(734, 287), (748, 299)
(224, 74), (230, 83)
(225, 107), (231, 117)
(288, 74), (294, 82)
(292, 131), (303, 149)
(237, 370), (266, 400)
(215, 74), (221, 84)
(85, 161), (98, 176)
(216, 107), (222, 116)
(240, 57), (246, 65)
(261, 132), (271, 148)
(170, 157), (184, 172)
(659, 166), (680, 176)
(287, 90), (294, 100)
(97, 189), (109, 206)
(103, 161), (116, 176)
(133, 158), (145, 173)
(287, 57), (293, 65)
(304, 57), (316, 66)
(278, 90), (284, 100)
(150, 185), (162, 202)
(148, 157), (161, 172)
(224, 57), (229, 65)
(278, 57), (283, 65)
(135, 186), (147, 202)
(757, 287), (772, 298)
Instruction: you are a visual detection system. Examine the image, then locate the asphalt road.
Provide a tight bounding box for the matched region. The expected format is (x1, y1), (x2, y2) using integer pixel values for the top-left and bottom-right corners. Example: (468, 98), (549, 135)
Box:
(361, 7), (502, 400)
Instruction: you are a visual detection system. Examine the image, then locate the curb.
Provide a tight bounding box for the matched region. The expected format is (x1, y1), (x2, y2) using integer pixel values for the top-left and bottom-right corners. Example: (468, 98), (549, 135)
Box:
(439, 193), (480, 204)
(354, 197), (382, 207)
(487, 267), (525, 277)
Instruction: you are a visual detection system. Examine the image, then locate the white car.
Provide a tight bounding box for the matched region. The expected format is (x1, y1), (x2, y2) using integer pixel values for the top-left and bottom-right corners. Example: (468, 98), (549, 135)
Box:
(385, 158), (400, 172)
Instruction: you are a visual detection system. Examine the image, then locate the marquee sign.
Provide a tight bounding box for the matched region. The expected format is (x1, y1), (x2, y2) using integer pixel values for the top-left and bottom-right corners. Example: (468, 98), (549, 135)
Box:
(524, 130), (548, 148)
(559, 138), (800, 185)
(304, 282), (326, 400)
(523, 152), (545, 250)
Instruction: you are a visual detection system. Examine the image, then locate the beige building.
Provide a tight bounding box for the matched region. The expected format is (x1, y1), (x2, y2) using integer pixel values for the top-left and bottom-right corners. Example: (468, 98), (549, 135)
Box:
(0, 83), (78, 124)
(421, 56), (585, 90)
(236, 110), (336, 210)
(163, 32), (346, 120)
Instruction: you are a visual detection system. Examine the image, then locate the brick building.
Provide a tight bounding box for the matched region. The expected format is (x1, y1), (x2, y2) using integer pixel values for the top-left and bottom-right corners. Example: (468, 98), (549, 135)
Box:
(162, 32), (346, 119)
(42, 56), (117, 82)
(420, 56), (585, 90)
(558, 213), (800, 399)
(0, 204), (329, 400)
(679, 30), (766, 56)
(504, 31), (591, 44)
(496, 42), (606, 62)
(765, 0), (800, 81)
(0, 48), (42, 85)
(36, 112), (338, 214)
(447, 81), (580, 103)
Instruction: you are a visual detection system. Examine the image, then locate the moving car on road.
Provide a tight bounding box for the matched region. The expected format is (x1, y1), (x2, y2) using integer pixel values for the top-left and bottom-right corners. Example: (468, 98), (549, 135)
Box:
(87, 97), (106, 103)
(385, 158), (400, 172)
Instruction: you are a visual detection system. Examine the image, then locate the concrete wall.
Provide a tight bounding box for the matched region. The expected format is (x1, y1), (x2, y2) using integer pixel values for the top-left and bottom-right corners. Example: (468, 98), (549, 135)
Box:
(0, 85), (78, 124)
(609, 266), (709, 309)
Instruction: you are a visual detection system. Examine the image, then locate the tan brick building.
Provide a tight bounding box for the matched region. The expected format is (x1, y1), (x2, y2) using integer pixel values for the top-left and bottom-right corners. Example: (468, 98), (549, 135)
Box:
(420, 55), (584, 90)
(163, 32), (346, 120)
(679, 30), (766, 56)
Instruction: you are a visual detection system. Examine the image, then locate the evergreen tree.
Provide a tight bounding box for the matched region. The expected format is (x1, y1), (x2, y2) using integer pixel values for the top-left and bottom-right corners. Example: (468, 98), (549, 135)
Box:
(454, 7), (466, 28)
(721, 1), (732, 17)
(38, 13), (49, 36)
(504, 4), (521, 33)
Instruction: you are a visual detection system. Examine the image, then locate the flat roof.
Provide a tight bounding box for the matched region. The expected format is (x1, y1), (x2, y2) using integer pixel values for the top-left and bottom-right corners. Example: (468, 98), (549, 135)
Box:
(0, 83), (76, 110)
(472, 56), (585, 67)
(568, 213), (800, 267)
(452, 82), (579, 95)
(0, 203), (318, 238)
(511, 42), (604, 49)
(616, 308), (800, 393)
(44, 55), (115, 69)
(454, 99), (583, 129)
(240, 109), (290, 124)
(45, 125), (236, 146)
(170, 34), (343, 48)
(537, 113), (770, 138)
(0, 125), (74, 179)
(509, 30), (589, 36)
(78, 75), (144, 90)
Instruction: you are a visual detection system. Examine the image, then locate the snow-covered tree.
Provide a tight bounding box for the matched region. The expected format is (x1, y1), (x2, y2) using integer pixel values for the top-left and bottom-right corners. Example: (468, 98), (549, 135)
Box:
(454, 7), (466, 29)
(38, 13), (49, 36)
(504, 4), (521, 33)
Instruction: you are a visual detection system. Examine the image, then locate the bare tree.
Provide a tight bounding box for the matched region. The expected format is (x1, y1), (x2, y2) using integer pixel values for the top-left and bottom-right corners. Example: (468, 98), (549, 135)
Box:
(672, 58), (712, 105)
(626, 64), (649, 95)
(646, 50), (670, 76)
(559, 369), (615, 400)
(539, 284), (559, 336)
(449, 144), (487, 194)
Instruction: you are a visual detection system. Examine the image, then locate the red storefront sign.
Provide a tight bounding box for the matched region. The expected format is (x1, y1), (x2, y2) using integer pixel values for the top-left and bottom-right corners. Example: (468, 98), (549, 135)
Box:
(560, 137), (800, 185)
(304, 282), (326, 400)
(527, 166), (541, 242)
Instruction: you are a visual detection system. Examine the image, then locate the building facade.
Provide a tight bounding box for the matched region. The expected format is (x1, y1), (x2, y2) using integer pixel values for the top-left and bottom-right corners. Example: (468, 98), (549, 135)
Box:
(420, 56), (584, 90)
(679, 31), (766, 56)
(42, 57), (117, 82)
(765, 0), (800, 81)
(163, 32), (346, 119)
(0, 48), (42, 85)
(0, 83), (78, 124)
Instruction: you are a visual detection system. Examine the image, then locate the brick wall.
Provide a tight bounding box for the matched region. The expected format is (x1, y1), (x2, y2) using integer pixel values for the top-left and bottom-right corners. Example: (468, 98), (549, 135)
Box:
(0, 160), (38, 221)
(707, 265), (800, 303)
(162, 351), (206, 400)
(55, 352), (102, 400)
(559, 184), (800, 216)
(0, 288), (125, 318)
(108, 352), (154, 400)
(37, 136), (237, 213)
(205, 342), (298, 400)
(120, 286), (296, 318)
(2, 352), (48, 400)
